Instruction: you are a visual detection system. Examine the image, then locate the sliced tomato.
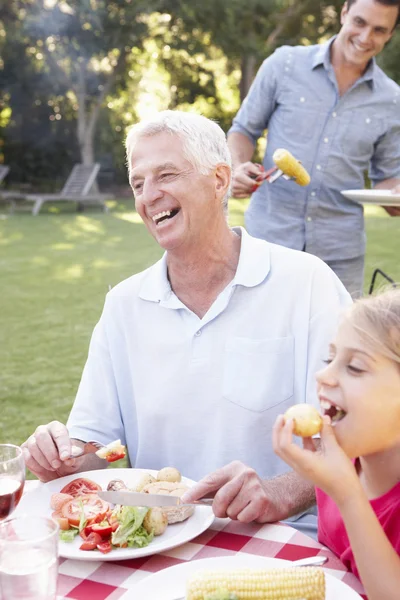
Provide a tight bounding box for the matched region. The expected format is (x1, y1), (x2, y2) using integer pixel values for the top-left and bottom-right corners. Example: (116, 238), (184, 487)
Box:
(91, 523), (113, 538)
(97, 540), (112, 554)
(105, 451), (126, 463)
(61, 494), (108, 527)
(60, 478), (102, 497)
(79, 532), (103, 551)
(111, 521), (119, 533)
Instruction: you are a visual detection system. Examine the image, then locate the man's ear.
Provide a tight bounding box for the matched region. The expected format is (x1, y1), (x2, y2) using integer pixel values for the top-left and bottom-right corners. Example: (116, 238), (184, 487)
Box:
(214, 164), (231, 200)
(340, 1), (349, 24)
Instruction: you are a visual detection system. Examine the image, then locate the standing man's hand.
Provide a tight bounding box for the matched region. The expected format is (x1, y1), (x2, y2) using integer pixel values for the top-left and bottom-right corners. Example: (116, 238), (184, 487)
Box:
(382, 183), (400, 216)
(231, 162), (265, 198)
(180, 460), (284, 523)
(21, 421), (84, 482)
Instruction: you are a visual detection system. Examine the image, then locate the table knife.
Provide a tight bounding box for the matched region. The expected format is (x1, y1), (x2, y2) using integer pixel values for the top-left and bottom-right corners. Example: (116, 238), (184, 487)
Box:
(98, 489), (213, 507)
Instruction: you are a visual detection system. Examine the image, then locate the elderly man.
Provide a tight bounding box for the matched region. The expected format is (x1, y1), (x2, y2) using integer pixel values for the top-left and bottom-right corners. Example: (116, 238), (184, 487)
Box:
(228, 0), (400, 298)
(22, 111), (351, 528)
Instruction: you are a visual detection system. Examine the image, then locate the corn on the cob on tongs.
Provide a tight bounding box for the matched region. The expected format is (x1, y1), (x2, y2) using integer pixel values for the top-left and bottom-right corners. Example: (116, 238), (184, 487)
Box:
(186, 566), (325, 600)
(251, 148), (311, 189)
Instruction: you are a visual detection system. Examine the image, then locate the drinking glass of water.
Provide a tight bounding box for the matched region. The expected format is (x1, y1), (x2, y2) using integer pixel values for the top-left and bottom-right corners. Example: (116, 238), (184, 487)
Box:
(0, 516), (59, 600)
(0, 444), (25, 520)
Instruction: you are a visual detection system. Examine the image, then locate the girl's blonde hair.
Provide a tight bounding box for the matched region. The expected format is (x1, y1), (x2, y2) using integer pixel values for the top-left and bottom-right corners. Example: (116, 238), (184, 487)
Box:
(345, 288), (400, 366)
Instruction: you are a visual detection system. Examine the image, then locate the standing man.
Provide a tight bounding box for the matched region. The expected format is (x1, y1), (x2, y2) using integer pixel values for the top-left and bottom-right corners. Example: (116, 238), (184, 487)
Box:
(228, 0), (400, 298)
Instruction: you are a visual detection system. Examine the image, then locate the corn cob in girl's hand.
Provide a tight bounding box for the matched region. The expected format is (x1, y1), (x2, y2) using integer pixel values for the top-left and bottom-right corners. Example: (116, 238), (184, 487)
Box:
(272, 148), (311, 186)
(186, 566), (325, 600)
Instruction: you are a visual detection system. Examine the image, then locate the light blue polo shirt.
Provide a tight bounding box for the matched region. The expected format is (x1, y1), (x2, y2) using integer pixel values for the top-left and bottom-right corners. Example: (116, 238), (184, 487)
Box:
(67, 228), (351, 481)
(229, 37), (400, 261)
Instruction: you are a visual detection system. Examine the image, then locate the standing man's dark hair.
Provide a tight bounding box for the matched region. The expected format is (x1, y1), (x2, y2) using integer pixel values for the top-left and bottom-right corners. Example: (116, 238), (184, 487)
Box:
(346, 0), (400, 26)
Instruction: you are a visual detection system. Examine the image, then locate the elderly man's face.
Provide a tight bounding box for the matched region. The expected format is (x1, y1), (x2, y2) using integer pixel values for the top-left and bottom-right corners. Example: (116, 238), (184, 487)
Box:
(129, 132), (222, 252)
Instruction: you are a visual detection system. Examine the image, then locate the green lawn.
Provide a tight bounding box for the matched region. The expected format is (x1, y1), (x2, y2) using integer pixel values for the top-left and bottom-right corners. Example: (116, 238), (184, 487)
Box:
(1, 199), (399, 454)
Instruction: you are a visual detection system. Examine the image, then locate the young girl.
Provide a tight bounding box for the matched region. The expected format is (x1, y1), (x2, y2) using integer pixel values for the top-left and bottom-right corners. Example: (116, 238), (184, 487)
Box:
(273, 288), (400, 600)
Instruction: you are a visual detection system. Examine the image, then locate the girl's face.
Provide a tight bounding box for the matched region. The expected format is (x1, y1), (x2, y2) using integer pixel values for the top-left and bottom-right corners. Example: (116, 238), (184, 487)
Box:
(316, 321), (400, 458)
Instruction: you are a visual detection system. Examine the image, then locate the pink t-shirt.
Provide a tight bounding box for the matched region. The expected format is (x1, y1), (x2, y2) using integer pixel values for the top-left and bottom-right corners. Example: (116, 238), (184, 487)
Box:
(316, 480), (400, 579)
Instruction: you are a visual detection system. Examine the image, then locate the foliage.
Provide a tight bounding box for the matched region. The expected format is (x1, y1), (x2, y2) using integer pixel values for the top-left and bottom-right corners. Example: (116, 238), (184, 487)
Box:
(0, 0), (399, 186)
(377, 29), (400, 84)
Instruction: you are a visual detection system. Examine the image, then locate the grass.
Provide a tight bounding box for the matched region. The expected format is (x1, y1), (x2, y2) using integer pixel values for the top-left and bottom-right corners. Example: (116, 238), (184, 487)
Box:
(1, 199), (399, 460)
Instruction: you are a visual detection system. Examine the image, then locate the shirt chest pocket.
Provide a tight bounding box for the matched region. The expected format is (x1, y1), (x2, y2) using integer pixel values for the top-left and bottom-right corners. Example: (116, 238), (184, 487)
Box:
(222, 336), (294, 413)
(337, 111), (384, 159)
(273, 87), (323, 144)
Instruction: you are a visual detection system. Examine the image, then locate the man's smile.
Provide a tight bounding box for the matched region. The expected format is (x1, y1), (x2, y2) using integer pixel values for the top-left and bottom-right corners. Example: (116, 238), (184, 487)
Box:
(151, 208), (180, 226)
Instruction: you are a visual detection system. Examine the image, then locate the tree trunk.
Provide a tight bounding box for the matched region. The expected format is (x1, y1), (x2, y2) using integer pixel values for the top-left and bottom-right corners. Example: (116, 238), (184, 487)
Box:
(239, 54), (256, 101)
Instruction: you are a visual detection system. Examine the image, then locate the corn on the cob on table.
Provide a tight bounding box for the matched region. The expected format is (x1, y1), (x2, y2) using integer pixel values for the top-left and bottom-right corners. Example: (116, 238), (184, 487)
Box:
(186, 566), (325, 600)
(272, 149), (311, 186)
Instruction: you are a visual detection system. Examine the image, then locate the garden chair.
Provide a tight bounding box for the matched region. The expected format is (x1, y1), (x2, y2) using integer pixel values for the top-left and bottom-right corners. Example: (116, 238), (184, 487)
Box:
(0, 165), (20, 213)
(0, 165), (10, 183)
(24, 163), (112, 215)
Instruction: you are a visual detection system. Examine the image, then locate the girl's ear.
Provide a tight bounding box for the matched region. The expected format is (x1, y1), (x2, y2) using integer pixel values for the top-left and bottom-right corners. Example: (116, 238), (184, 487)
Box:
(214, 164), (231, 200)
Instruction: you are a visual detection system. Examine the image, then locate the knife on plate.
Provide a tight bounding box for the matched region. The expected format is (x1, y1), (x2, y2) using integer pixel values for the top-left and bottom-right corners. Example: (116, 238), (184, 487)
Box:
(98, 490), (213, 507)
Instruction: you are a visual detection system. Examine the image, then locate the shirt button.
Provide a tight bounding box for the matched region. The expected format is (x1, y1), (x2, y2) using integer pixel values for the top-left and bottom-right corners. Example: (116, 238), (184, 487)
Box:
(195, 330), (202, 337)
(307, 217), (312, 222)
(311, 191), (316, 197)
(332, 112), (337, 117)
(323, 137), (329, 143)
(366, 117), (371, 124)
(316, 165), (321, 170)
(300, 97), (305, 102)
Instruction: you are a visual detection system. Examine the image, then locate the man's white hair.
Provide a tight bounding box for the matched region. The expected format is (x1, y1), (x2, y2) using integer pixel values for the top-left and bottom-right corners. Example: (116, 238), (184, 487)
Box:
(125, 110), (232, 204)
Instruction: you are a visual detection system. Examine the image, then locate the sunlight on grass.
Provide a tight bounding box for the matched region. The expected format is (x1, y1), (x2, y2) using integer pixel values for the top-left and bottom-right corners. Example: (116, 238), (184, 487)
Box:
(51, 243), (75, 250)
(114, 211), (144, 224)
(61, 215), (106, 239)
(55, 263), (85, 280)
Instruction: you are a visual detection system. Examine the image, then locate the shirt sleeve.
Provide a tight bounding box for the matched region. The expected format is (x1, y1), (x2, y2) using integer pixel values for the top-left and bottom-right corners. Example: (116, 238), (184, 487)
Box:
(67, 298), (126, 446)
(228, 47), (288, 144)
(369, 120), (400, 184)
(305, 262), (352, 408)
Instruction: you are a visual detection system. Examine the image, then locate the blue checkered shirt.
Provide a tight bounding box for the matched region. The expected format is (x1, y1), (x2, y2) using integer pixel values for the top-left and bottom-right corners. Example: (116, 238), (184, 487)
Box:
(228, 36), (400, 261)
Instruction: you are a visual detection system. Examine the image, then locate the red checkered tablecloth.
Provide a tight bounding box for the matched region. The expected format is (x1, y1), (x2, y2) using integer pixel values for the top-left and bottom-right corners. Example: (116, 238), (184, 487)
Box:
(23, 481), (367, 600)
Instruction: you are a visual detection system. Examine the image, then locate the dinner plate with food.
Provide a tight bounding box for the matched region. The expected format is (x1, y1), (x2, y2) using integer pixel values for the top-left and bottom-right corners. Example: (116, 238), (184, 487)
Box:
(128, 555), (363, 600)
(16, 466), (214, 561)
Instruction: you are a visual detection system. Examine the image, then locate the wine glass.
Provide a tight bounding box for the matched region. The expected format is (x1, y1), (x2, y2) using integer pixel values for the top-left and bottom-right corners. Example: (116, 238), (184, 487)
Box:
(0, 444), (25, 520)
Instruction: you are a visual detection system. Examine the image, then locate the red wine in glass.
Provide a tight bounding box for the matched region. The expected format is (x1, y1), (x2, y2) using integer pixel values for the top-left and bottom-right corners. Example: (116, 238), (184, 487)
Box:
(0, 444), (25, 520)
(0, 479), (25, 520)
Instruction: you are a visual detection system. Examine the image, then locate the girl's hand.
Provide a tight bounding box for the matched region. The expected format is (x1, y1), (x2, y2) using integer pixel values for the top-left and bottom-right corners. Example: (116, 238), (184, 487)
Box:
(272, 414), (361, 506)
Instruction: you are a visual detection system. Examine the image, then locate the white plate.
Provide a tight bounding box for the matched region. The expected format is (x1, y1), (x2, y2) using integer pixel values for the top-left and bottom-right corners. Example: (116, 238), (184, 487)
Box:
(15, 468), (214, 562)
(341, 189), (400, 206)
(127, 555), (362, 600)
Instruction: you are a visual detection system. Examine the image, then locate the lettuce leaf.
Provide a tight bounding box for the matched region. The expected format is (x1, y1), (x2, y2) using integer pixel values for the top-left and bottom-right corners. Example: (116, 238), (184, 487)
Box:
(59, 529), (79, 543)
(111, 505), (152, 547)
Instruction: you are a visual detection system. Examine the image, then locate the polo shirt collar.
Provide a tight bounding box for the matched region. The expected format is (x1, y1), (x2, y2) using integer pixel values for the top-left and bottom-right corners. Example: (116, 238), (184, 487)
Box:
(139, 227), (271, 303)
(312, 35), (376, 89)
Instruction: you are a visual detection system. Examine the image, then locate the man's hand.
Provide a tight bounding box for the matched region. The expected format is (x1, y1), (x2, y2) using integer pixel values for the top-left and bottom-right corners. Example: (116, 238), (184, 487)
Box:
(231, 162), (264, 199)
(21, 421), (83, 482)
(180, 460), (285, 523)
(382, 183), (400, 216)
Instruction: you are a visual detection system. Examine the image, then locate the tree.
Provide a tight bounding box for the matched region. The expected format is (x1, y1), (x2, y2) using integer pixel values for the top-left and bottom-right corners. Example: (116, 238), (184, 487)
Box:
(1, 0), (163, 168)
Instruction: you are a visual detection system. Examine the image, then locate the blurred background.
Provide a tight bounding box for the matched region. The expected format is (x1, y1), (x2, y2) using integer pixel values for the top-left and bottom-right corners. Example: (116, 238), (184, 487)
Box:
(1, 0), (399, 190)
